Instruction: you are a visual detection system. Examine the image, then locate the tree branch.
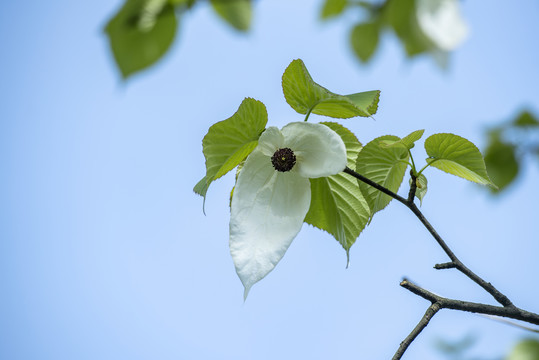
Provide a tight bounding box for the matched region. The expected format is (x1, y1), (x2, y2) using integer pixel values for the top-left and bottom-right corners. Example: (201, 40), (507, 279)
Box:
(392, 302), (441, 360)
(406, 200), (514, 307)
(342, 166), (539, 359)
(400, 279), (539, 325)
(392, 279), (539, 360)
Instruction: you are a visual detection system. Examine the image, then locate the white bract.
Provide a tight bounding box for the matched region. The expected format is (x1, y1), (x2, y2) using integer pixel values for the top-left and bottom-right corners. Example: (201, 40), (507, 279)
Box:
(416, 0), (469, 51)
(229, 122), (347, 298)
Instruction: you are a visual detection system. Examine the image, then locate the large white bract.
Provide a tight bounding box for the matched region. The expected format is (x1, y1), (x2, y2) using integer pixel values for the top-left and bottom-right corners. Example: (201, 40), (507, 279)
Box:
(229, 122), (347, 298)
(416, 0), (469, 51)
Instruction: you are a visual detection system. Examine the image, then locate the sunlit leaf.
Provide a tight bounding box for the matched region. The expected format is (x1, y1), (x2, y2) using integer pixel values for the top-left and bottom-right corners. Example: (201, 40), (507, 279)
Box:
(425, 133), (496, 188)
(194, 98), (267, 203)
(282, 59), (380, 119)
(380, 129), (424, 149)
(356, 135), (409, 219)
(321, 0), (348, 19)
(305, 122), (370, 261)
(105, 0), (178, 79)
(350, 22), (380, 63)
(210, 0), (252, 31)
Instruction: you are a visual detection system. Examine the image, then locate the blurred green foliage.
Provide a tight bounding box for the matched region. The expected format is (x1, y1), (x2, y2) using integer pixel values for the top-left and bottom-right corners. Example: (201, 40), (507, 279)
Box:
(322, 0), (468, 65)
(484, 110), (539, 193)
(105, 0), (179, 78)
(105, 0), (252, 78)
(104, 0), (466, 78)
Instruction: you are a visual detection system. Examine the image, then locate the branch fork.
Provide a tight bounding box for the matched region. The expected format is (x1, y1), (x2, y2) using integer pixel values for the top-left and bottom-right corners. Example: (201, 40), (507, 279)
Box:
(342, 166), (538, 359)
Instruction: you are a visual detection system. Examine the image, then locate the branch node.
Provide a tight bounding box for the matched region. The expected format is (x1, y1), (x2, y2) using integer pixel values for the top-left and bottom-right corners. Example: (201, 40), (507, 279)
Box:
(434, 262), (456, 270)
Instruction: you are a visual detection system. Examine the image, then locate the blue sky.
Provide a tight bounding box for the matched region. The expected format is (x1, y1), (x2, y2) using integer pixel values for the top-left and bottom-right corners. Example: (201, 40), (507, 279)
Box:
(1, 1), (538, 359)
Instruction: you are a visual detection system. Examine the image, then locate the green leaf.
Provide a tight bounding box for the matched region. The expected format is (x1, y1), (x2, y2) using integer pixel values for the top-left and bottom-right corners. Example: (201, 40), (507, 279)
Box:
(350, 21), (380, 63)
(282, 59), (380, 119)
(320, 0), (348, 19)
(410, 173), (427, 205)
(105, 0), (178, 79)
(195, 98), (267, 203)
(210, 0), (252, 31)
(424, 133), (497, 188)
(484, 136), (519, 193)
(356, 135), (409, 219)
(506, 339), (539, 360)
(193, 175), (210, 197)
(305, 122), (370, 261)
(513, 110), (539, 127)
(380, 129), (424, 149)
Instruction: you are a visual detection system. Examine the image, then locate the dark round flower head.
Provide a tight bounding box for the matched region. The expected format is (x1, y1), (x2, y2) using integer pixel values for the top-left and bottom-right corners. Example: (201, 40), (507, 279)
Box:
(271, 147), (296, 172)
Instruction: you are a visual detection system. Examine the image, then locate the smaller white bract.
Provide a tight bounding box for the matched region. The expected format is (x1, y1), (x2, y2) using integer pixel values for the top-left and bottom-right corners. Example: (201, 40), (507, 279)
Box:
(416, 0), (469, 51)
(229, 122), (347, 298)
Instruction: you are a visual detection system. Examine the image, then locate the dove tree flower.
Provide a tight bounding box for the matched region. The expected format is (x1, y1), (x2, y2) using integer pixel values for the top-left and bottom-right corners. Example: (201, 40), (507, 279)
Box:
(229, 122), (347, 298)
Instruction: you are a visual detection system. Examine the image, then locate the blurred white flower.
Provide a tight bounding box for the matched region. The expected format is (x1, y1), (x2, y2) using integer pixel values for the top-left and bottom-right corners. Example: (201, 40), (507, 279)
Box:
(416, 0), (469, 51)
(229, 122), (347, 298)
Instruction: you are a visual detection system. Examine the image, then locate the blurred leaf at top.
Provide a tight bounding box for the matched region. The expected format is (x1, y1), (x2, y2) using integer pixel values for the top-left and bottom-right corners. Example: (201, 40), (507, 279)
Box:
(350, 21), (380, 63)
(211, 0), (252, 31)
(105, 0), (251, 78)
(105, 0), (178, 79)
(342, 0), (469, 67)
(320, 0), (348, 19)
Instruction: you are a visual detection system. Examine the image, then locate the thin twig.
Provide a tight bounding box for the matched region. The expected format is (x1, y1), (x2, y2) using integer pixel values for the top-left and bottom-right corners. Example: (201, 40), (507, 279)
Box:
(392, 302), (441, 360)
(434, 262), (456, 270)
(406, 201), (514, 307)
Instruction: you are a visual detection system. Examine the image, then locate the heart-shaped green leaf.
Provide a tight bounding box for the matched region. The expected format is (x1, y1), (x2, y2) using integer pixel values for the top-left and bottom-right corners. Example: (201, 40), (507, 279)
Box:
(282, 59), (380, 119)
(194, 98), (267, 203)
(380, 129), (425, 150)
(424, 133), (497, 188)
(356, 135), (409, 219)
(305, 122), (370, 262)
